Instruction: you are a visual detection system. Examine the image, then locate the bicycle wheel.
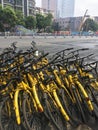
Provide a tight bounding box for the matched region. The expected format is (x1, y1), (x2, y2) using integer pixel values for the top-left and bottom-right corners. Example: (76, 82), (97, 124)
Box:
(0, 97), (21, 130)
(75, 84), (98, 127)
(7, 119), (22, 130)
(87, 85), (98, 107)
(86, 86), (98, 120)
(22, 94), (42, 130)
(60, 88), (81, 127)
(72, 86), (87, 123)
(43, 93), (67, 130)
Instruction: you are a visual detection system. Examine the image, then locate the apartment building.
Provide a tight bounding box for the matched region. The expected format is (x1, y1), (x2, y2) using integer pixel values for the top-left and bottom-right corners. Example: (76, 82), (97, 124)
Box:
(42, 0), (57, 18)
(36, 6), (54, 17)
(0, 0), (36, 16)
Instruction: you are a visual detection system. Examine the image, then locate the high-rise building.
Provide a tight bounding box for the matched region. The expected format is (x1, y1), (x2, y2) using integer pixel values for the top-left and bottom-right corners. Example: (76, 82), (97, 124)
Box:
(24, 0), (36, 16)
(0, 0), (36, 16)
(42, 0), (75, 18)
(57, 0), (75, 18)
(42, 0), (57, 18)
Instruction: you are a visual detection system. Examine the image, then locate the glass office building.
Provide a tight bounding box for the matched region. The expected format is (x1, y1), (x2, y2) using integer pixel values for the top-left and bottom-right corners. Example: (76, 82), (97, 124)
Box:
(57, 0), (75, 18)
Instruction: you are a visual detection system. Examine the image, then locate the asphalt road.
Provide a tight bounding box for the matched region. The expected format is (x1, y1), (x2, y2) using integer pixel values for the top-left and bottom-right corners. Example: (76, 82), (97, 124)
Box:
(0, 35), (98, 55)
(0, 35), (98, 130)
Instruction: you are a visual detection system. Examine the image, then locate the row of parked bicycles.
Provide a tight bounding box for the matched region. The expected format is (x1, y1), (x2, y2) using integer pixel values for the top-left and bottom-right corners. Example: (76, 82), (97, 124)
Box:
(0, 41), (98, 130)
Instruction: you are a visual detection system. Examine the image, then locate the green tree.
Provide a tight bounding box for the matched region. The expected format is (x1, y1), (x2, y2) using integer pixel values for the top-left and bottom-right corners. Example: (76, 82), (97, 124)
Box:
(44, 13), (53, 32)
(36, 14), (45, 32)
(36, 13), (53, 32)
(25, 16), (36, 29)
(83, 18), (98, 32)
(52, 22), (61, 31)
(0, 5), (5, 31)
(2, 6), (17, 31)
(16, 11), (25, 26)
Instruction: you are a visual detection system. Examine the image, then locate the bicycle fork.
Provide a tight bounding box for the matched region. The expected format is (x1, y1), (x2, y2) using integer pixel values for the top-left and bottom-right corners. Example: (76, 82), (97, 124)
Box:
(75, 81), (94, 111)
(49, 82), (70, 122)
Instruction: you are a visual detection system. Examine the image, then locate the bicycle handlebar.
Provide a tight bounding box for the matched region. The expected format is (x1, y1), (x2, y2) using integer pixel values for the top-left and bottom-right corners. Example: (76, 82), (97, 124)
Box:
(84, 60), (98, 67)
(0, 76), (22, 92)
(67, 48), (89, 56)
(54, 48), (74, 55)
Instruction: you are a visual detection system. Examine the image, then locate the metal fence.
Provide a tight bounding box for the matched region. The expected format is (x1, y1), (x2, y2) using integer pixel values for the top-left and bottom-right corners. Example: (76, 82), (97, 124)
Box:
(0, 32), (97, 38)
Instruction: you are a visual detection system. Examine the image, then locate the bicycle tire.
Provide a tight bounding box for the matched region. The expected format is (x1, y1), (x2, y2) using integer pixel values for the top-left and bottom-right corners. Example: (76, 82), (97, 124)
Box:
(75, 79), (97, 123)
(44, 93), (67, 130)
(72, 86), (87, 123)
(79, 80), (98, 120)
(7, 119), (22, 130)
(60, 88), (81, 127)
(87, 86), (98, 119)
(0, 97), (21, 130)
(22, 94), (42, 130)
(87, 86), (98, 107)
(77, 86), (98, 127)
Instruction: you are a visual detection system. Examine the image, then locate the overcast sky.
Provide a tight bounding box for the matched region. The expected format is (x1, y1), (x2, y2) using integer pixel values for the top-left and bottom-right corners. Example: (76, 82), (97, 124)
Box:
(35, 0), (41, 7)
(35, 0), (98, 17)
